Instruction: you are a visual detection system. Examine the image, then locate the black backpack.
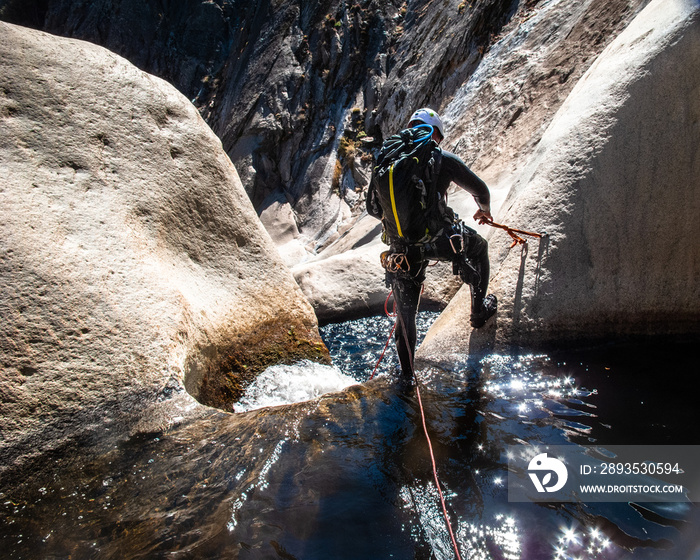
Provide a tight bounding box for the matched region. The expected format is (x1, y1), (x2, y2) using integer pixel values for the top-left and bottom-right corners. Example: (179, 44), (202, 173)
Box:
(367, 126), (445, 245)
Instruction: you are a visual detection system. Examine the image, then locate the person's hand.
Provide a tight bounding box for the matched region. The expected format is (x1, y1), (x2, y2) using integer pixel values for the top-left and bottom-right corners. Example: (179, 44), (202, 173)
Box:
(473, 209), (493, 225)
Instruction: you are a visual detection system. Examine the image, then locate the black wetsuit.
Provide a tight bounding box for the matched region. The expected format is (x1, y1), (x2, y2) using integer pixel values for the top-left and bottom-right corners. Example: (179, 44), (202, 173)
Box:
(368, 148), (492, 378)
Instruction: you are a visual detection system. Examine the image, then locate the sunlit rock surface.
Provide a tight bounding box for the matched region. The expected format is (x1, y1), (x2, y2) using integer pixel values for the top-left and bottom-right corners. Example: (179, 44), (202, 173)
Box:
(292, 214), (462, 324)
(0, 0), (529, 259)
(0, 0), (657, 327)
(286, 0), (653, 323)
(0, 22), (327, 477)
(419, 0), (700, 361)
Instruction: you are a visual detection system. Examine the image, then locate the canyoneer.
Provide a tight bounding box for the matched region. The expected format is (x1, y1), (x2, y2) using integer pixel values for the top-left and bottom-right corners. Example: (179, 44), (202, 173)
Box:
(366, 107), (497, 378)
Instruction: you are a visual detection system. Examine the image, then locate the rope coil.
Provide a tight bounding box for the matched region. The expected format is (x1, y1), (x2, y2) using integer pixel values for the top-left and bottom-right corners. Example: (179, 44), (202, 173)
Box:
(380, 251), (412, 273)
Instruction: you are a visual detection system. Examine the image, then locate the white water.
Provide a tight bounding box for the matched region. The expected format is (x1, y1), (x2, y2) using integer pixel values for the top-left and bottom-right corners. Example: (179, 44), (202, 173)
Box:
(232, 360), (358, 412)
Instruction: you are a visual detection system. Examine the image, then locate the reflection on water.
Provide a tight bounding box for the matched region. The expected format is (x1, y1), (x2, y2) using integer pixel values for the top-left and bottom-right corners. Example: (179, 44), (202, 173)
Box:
(0, 314), (698, 559)
(321, 311), (442, 381)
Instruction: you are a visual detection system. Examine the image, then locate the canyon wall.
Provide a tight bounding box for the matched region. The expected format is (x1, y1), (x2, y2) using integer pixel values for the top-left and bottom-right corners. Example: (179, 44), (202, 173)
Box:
(419, 0), (700, 362)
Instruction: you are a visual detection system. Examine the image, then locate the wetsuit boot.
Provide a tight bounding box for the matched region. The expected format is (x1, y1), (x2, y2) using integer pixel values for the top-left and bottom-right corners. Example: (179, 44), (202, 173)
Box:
(470, 293), (498, 328)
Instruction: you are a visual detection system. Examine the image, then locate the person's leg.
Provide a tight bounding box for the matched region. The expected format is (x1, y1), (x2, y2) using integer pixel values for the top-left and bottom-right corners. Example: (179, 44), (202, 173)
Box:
(391, 272), (423, 379)
(459, 230), (488, 308)
(429, 222), (496, 328)
(458, 226), (496, 327)
(427, 223), (489, 306)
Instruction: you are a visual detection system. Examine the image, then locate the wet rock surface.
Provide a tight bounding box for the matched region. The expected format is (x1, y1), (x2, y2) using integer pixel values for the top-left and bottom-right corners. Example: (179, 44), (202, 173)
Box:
(1, 0), (699, 485)
(0, 2), (699, 556)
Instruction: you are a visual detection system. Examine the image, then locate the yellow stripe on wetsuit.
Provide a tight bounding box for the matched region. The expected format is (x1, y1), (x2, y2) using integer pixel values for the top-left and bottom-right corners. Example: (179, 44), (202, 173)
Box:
(389, 163), (404, 238)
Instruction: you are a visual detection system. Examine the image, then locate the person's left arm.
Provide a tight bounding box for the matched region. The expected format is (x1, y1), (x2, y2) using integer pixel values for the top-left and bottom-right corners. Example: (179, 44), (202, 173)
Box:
(439, 150), (493, 223)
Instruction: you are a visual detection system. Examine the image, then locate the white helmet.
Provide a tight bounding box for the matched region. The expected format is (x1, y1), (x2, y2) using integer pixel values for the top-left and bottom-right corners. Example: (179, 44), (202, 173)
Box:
(408, 107), (445, 139)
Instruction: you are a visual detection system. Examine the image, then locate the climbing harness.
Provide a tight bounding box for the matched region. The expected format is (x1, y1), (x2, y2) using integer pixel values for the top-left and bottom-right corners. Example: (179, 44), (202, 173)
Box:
(380, 250), (412, 274)
(369, 288), (463, 560)
(486, 220), (547, 248)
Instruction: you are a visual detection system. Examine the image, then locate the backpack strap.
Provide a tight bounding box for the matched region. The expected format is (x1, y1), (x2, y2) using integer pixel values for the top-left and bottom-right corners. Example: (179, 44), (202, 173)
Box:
(388, 163), (404, 238)
(366, 177), (382, 219)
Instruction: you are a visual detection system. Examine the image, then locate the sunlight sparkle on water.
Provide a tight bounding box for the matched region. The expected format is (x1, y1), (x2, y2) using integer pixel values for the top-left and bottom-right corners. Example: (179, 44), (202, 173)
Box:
(399, 483), (456, 560)
(510, 378), (525, 391)
(458, 513), (521, 560)
(480, 354), (592, 424)
(552, 523), (612, 559)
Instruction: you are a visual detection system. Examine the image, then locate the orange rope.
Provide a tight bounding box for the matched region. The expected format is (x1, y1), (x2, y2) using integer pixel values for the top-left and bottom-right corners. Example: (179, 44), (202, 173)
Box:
(369, 290), (397, 381)
(414, 377), (463, 560)
(384, 288), (397, 318)
(367, 220), (545, 556)
(369, 289), (463, 559)
(396, 311), (463, 560)
(486, 220), (546, 248)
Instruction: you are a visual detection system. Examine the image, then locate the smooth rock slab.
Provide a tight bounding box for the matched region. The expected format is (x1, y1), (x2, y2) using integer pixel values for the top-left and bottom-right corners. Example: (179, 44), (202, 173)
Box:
(419, 0), (700, 361)
(0, 22), (327, 477)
